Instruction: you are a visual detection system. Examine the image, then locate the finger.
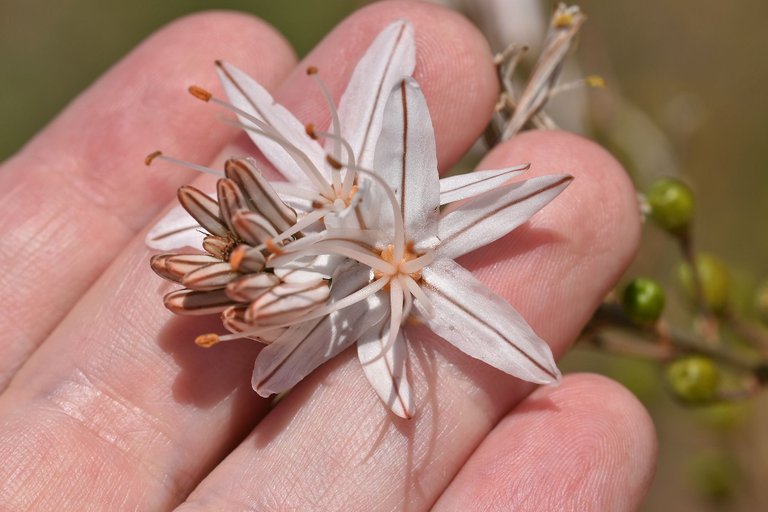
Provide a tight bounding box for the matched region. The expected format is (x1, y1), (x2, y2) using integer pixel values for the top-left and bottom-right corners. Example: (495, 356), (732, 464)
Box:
(172, 130), (641, 512)
(432, 374), (657, 512)
(0, 11), (296, 388)
(0, 2), (498, 510)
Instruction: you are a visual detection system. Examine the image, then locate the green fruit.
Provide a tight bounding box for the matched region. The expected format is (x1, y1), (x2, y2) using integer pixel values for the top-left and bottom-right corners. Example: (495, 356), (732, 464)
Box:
(666, 356), (719, 404)
(622, 278), (666, 325)
(678, 253), (731, 314)
(647, 178), (695, 233)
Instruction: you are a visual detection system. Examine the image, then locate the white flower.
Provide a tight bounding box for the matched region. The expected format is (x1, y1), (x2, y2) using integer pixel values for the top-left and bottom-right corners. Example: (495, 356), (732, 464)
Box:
(146, 20), (572, 419)
(238, 78), (572, 418)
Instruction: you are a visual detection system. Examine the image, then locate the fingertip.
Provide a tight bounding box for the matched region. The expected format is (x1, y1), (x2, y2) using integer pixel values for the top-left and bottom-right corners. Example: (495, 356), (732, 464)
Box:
(527, 373), (658, 510)
(434, 373), (657, 512)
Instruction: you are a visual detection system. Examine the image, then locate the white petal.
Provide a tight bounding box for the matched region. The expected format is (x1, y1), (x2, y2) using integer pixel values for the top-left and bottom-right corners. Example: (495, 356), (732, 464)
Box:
(337, 20), (415, 168)
(438, 164), (530, 205)
(438, 174), (573, 259)
(252, 264), (387, 396)
(145, 204), (205, 250)
(373, 78), (440, 244)
(357, 313), (414, 419)
(216, 62), (327, 183)
(419, 258), (560, 384)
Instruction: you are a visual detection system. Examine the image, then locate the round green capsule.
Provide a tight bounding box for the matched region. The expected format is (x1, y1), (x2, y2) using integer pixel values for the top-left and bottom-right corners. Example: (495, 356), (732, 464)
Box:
(622, 278), (666, 325)
(647, 178), (695, 233)
(678, 253), (731, 314)
(666, 355), (720, 404)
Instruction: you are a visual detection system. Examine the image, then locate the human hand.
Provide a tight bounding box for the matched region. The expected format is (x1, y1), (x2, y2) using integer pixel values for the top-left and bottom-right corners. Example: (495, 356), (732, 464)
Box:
(0, 2), (655, 510)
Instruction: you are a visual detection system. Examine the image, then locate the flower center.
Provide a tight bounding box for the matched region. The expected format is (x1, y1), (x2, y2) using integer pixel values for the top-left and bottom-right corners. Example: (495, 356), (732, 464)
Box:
(375, 241), (428, 281)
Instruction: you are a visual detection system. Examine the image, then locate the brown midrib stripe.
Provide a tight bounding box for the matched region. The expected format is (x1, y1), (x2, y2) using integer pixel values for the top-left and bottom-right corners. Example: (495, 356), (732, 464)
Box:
(422, 281), (557, 380)
(399, 80), (408, 226)
(357, 23), (408, 159)
(255, 318), (326, 388)
(442, 164), (531, 195)
(376, 317), (407, 413)
(440, 177), (571, 247)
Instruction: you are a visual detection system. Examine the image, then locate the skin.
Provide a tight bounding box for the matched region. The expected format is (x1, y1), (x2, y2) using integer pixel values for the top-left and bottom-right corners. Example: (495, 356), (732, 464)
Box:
(0, 2), (656, 511)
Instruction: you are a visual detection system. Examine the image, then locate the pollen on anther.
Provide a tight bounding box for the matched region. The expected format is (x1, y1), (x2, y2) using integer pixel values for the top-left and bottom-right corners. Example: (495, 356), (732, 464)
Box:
(195, 333), (221, 348)
(188, 85), (213, 102)
(306, 66), (318, 75)
(145, 151), (162, 166)
(305, 123), (317, 139)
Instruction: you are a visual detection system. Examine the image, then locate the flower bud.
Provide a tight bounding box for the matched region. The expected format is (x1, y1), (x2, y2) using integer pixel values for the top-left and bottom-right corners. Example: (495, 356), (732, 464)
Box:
(622, 278), (665, 325)
(666, 355), (719, 404)
(647, 178), (695, 234)
(678, 253), (731, 314)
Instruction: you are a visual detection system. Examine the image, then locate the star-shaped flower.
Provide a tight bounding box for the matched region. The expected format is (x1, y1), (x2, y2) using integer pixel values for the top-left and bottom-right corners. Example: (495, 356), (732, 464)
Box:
(147, 20), (572, 419)
(230, 79), (572, 418)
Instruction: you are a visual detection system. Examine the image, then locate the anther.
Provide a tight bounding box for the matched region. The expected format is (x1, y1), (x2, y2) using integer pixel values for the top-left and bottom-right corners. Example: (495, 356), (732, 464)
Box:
(188, 85), (213, 102)
(326, 155), (343, 170)
(145, 150), (162, 166)
(305, 123), (317, 139)
(306, 66), (318, 75)
(229, 245), (246, 272)
(195, 333), (221, 348)
(265, 239), (284, 255)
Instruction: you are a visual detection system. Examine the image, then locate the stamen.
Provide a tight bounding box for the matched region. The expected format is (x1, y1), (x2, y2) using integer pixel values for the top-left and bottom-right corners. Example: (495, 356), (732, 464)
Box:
(270, 239), (396, 275)
(400, 251), (436, 275)
(313, 128), (357, 173)
(145, 151), (224, 177)
(195, 333), (221, 347)
(188, 85), (213, 102)
(306, 67), (343, 167)
(402, 274), (434, 318)
(381, 278), (404, 354)
(265, 239), (284, 255)
(252, 208), (327, 253)
(400, 275), (413, 319)
(222, 116), (333, 198)
(269, 181), (327, 202)
(341, 163), (407, 264)
(190, 76), (333, 198)
(145, 150), (162, 166)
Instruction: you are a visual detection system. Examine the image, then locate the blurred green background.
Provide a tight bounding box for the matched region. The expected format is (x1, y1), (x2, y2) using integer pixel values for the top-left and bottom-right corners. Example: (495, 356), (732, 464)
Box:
(3, 0), (767, 510)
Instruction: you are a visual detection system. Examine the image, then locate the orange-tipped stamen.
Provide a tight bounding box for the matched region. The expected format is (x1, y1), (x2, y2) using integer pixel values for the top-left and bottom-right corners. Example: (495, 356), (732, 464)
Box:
(148, 152), (224, 177)
(188, 85), (213, 102)
(195, 333), (221, 348)
(265, 239), (283, 255)
(326, 155), (343, 170)
(305, 123), (317, 139)
(145, 150), (163, 166)
(229, 245), (246, 271)
(306, 65), (318, 75)
(306, 67), (344, 189)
